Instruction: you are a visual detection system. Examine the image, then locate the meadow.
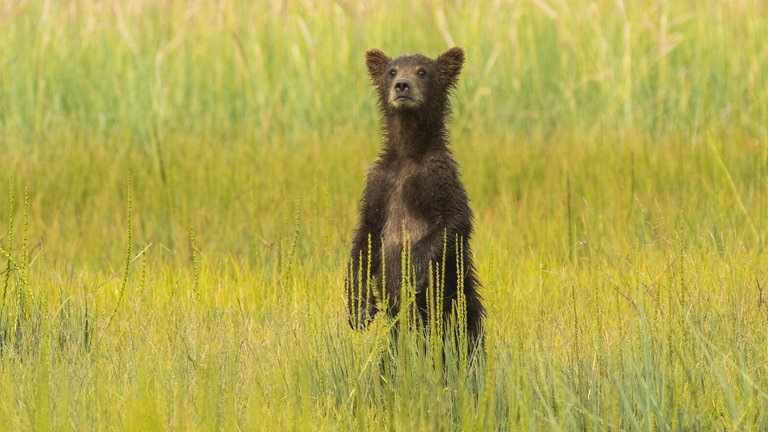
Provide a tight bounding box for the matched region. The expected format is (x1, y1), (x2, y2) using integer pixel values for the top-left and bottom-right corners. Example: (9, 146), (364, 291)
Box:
(1, 0), (767, 430)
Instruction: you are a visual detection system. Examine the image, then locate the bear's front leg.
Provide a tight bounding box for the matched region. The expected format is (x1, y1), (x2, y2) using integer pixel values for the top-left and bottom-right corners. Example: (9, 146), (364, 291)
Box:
(347, 230), (382, 330)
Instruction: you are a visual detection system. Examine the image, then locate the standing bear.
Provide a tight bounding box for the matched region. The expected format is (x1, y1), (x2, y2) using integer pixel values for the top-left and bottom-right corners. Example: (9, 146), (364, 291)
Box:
(345, 47), (484, 348)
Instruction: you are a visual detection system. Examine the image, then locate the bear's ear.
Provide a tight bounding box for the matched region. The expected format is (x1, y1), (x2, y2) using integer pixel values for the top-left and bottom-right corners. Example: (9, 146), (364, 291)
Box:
(365, 49), (391, 79)
(437, 47), (465, 83)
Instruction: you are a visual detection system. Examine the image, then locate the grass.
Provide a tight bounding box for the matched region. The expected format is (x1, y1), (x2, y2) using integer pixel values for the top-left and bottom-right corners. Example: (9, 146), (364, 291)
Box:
(1, 0), (768, 430)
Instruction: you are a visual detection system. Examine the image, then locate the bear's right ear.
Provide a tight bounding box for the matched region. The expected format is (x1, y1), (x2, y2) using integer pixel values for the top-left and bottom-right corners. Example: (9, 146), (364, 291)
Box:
(437, 47), (465, 84)
(365, 49), (391, 79)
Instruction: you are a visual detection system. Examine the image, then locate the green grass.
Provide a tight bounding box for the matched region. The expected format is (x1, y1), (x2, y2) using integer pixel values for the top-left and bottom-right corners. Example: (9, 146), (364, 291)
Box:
(1, 0), (768, 430)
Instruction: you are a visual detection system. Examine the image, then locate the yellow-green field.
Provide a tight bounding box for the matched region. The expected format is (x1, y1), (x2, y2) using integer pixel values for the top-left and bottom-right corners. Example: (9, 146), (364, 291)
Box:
(2, 0), (767, 430)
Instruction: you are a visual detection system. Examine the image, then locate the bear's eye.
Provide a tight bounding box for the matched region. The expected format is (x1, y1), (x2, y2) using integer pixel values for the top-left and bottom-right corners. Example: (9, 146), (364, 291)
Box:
(418, 69), (427, 78)
(389, 69), (397, 77)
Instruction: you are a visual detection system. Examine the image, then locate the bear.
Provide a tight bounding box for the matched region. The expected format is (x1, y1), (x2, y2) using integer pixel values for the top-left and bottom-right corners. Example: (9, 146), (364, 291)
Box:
(345, 46), (484, 350)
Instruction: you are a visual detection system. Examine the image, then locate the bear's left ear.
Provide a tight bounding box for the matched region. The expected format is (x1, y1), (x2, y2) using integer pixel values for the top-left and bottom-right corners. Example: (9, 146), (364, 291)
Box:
(437, 47), (465, 82)
(365, 49), (392, 79)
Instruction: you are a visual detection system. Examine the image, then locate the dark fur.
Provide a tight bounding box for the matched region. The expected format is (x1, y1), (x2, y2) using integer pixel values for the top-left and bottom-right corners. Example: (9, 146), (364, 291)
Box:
(346, 47), (484, 346)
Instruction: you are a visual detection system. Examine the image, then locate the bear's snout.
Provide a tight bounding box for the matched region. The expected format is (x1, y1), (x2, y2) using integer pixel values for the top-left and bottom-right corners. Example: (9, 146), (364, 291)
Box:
(395, 78), (411, 95)
(389, 74), (423, 109)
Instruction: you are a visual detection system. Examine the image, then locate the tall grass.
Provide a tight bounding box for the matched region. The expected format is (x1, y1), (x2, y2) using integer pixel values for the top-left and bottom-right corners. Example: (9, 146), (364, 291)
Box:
(1, 0), (767, 430)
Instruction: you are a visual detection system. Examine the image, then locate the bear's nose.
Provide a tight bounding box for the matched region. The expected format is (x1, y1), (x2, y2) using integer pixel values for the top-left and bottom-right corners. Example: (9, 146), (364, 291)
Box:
(394, 79), (410, 94)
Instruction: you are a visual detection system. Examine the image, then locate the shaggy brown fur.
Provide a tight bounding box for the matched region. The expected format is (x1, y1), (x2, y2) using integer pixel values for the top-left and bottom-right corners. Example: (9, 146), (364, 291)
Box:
(346, 47), (484, 346)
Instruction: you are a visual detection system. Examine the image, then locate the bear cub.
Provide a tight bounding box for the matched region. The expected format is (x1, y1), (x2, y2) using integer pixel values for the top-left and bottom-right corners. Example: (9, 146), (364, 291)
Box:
(346, 47), (484, 347)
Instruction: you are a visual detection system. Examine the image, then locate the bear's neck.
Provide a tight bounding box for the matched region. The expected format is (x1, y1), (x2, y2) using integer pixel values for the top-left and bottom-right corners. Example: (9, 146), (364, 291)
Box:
(384, 112), (447, 158)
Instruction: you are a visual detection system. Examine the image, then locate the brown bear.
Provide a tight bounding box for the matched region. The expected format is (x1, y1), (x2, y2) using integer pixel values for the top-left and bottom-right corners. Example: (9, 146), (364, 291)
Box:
(345, 47), (484, 349)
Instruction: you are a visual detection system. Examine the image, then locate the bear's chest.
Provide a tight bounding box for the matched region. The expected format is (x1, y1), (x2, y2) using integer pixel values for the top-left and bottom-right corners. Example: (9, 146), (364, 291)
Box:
(381, 167), (429, 252)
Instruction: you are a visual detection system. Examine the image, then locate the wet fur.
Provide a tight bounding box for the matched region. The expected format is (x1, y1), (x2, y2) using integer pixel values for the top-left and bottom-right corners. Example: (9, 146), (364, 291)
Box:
(346, 47), (484, 346)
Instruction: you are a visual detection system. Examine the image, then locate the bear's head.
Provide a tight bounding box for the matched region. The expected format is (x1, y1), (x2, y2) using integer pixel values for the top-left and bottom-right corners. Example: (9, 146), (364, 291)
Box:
(365, 47), (464, 115)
